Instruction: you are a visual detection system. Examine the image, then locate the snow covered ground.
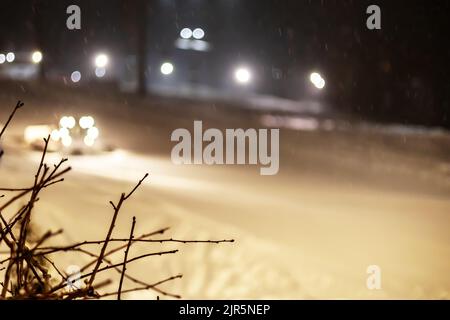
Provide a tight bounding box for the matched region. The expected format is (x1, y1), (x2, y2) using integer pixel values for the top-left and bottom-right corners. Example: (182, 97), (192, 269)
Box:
(1, 82), (449, 299)
(1, 139), (448, 299)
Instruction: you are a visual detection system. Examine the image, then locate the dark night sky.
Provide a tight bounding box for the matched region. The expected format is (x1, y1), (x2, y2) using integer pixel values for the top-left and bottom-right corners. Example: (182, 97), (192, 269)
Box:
(0, 0), (449, 127)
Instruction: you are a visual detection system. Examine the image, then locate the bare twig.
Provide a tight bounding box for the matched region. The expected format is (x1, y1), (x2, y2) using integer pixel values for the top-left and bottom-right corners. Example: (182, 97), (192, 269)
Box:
(33, 237), (234, 257)
(117, 216), (136, 300)
(86, 174), (149, 288)
(0, 107), (234, 300)
(95, 274), (183, 299)
(0, 100), (24, 140)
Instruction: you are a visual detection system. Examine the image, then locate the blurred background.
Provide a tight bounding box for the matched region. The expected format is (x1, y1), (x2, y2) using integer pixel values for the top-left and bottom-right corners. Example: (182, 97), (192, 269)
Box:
(0, 0), (449, 299)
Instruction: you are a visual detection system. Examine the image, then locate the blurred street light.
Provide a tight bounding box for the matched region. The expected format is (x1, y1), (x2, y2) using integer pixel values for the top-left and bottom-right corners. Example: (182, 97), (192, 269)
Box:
(6, 52), (15, 63)
(70, 71), (81, 83)
(94, 53), (109, 68)
(0, 54), (5, 64)
(95, 67), (106, 78)
(60, 116), (76, 129)
(31, 51), (43, 64)
(310, 72), (326, 89)
(235, 67), (251, 84)
(160, 62), (174, 75)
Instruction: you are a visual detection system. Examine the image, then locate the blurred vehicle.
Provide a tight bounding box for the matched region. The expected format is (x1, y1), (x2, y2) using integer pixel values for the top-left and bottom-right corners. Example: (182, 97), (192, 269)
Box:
(24, 115), (106, 154)
(0, 50), (42, 80)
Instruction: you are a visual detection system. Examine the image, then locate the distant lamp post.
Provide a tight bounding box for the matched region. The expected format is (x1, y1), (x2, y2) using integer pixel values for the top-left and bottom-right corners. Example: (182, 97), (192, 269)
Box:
(234, 67), (251, 84)
(309, 72), (326, 90)
(94, 53), (109, 68)
(31, 51), (43, 64)
(160, 62), (174, 75)
(70, 71), (81, 83)
(95, 67), (106, 78)
(93, 53), (109, 79)
(6, 52), (15, 63)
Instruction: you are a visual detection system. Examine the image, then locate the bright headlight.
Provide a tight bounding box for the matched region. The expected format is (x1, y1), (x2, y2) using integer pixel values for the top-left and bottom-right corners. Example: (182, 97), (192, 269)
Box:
(58, 127), (70, 138)
(87, 126), (99, 139)
(180, 28), (192, 39)
(60, 116), (76, 129)
(79, 116), (95, 129)
(50, 129), (60, 141)
(61, 135), (72, 147)
(84, 136), (95, 147)
(192, 28), (205, 40)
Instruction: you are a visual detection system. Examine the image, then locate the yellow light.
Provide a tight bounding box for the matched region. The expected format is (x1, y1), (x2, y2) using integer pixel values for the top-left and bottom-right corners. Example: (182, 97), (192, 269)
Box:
(61, 135), (72, 147)
(50, 129), (60, 141)
(310, 72), (326, 90)
(60, 116), (76, 129)
(95, 53), (109, 68)
(24, 125), (52, 144)
(32, 51), (43, 64)
(58, 127), (70, 138)
(84, 136), (95, 147)
(87, 126), (99, 139)
(79, 116), (95, 129)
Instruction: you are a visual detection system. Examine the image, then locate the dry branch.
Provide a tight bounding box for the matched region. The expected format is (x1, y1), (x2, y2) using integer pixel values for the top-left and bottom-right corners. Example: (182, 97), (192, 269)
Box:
(118, 216), (136, 300)
(0, 100), (234, 300)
